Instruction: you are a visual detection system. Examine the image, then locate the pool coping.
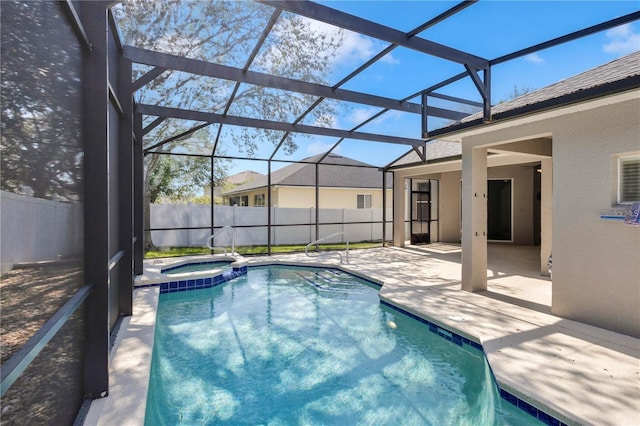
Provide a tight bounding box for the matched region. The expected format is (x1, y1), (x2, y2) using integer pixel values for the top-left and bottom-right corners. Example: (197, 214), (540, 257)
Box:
(83, 286), (159, 426)
(85, 252), (636, 425)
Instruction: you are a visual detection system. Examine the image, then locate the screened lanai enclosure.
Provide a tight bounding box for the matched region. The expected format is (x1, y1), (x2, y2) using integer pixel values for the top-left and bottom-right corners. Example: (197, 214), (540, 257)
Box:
(1, 0), (639, 423)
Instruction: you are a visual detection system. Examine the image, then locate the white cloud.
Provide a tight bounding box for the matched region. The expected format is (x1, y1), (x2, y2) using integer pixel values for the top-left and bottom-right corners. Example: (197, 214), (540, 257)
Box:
(380, 51), (400, 65)
(308, 20), (398, 66)
(345, 107), (405, 127)
(524, 53), (544, 64)
(603, 24), (640, 56)
(339, 29), (399, 65)
(348, 107), (378, 124)
(370, 109), (402, 125)
(306, 140), (341, 155)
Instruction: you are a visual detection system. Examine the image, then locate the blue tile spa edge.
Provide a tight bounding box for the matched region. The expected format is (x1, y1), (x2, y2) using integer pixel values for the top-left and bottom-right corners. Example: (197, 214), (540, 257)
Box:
(379, 300), (567, 426)
(135, 265), (248, 293)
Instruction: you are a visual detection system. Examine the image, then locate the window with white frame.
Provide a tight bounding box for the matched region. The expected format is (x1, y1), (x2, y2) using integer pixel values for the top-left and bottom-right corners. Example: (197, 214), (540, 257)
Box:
(254, 193), (265, 207)
(229, 195), (248, 206)
(619, 155), (640, 204)
(357, 194), (372, 209)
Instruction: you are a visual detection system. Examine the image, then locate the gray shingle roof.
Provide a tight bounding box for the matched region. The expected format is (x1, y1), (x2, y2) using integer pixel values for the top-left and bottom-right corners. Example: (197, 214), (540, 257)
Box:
(222, 153), (390, 195)
(388, 140), (462, 168)
(431, 50), (640, 137)
(226, 170), (263, 185)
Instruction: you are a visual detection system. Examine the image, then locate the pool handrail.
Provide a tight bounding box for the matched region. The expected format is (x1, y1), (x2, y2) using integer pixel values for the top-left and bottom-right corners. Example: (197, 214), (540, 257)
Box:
(305, 232), (349, 264)
(206, 226), (235, 255)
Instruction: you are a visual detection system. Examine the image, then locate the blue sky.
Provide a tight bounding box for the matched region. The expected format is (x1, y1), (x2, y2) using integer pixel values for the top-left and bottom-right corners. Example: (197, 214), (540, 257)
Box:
(220, 1), (639, 175)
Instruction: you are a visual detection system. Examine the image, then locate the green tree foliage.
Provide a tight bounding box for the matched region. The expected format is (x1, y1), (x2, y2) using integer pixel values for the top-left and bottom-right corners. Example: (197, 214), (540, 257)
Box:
(146, 155), (210, 203)
(114, 0), (344, 196)
(1, 2), (83, 200)
(113, 0), (344, 249)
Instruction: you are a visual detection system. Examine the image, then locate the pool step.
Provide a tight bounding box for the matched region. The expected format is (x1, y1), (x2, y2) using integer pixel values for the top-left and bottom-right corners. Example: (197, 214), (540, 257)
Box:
(295, 271), (362, 294)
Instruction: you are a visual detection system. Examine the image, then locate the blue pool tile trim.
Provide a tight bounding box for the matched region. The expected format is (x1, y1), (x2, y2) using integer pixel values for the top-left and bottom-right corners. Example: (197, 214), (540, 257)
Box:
(136, 265), (249, 293)
(380, 300), (482, 351)
(380, 300), (567, 426)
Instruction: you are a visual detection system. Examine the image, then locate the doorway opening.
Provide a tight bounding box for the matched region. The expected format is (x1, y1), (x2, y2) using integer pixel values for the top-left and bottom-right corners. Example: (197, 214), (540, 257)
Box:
(487, 179), (512, 241)
(410, 179), (439, 244)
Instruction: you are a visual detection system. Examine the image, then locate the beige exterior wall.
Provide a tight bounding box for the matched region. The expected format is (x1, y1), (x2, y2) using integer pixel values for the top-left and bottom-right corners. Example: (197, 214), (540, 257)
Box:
(226, 186), (392, 209)
(392, 91), (639, 337)
(551, 97), (640, 338)
(392, 173), (407, 246)
(273, 187), (316, 208)
(318, 187), (391, 209)
(453, 92), (640, 337)
(391, 165), (535, 246)
(438, 171), (462, 242)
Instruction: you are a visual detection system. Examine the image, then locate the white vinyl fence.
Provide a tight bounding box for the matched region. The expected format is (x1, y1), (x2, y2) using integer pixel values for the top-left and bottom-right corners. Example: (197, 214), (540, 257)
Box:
(1, 191), (83, 272)
(150, 203), (393, 247)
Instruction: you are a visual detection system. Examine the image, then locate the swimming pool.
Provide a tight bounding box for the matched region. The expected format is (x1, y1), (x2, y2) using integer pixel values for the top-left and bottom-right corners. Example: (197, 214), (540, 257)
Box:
(145, 265), (542, 425)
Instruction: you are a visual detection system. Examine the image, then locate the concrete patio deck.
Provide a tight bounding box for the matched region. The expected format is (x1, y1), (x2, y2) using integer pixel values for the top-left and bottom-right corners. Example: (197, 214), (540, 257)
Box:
(86, 244), (639, 426)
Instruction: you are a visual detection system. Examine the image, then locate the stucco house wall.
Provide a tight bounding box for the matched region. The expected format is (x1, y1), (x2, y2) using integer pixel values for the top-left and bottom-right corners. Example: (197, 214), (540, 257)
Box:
(438, 171), (462, 243)
(274, 186), (392, 209)
(272, 186), (315, 208)
(230, 186), (393, 209)
(552, 97), (639, 338)
(391, 165), (536, 246)
(457, 92), (639, 337)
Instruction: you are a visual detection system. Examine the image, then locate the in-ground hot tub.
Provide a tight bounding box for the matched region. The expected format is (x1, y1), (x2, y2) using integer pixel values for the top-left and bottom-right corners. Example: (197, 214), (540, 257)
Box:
(134, 255), (249, 293)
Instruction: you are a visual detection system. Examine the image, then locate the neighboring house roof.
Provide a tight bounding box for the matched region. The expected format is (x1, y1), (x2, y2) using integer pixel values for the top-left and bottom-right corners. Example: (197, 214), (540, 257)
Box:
(205, 170), (264, 196)
(429, 50), (640, 138)
(226, 170), (263, 185)
(222, 153), (390, 196)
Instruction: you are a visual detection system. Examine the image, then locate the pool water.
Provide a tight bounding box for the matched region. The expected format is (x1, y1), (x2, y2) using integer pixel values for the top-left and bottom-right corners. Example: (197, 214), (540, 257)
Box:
(145, 266), (541, 425)
(162, 261), (232, 275)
